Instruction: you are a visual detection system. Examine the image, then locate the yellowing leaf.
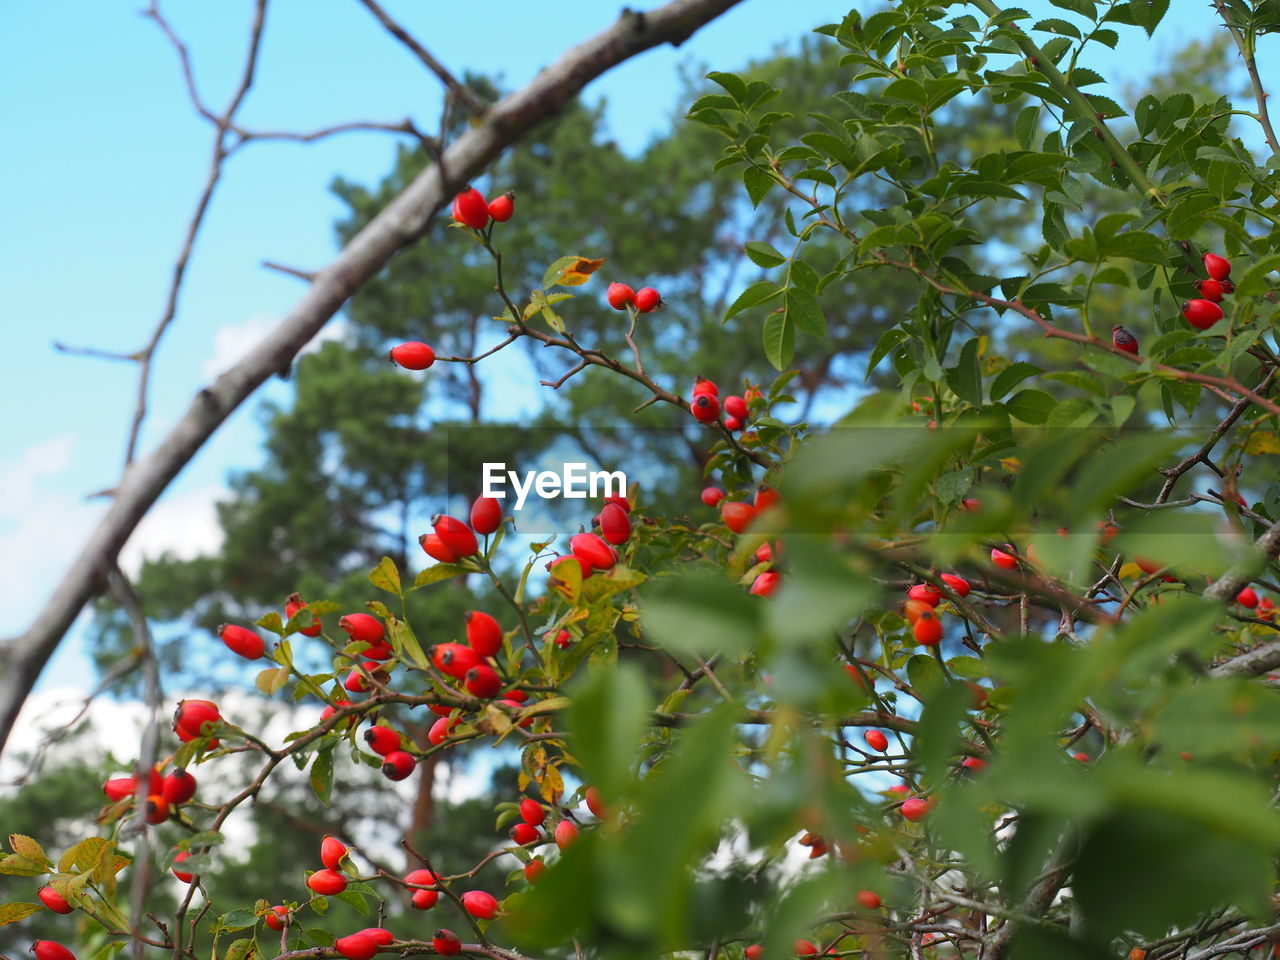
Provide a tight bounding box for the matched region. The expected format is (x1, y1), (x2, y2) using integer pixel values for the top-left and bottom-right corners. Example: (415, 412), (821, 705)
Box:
(0, 902), (41, 927)
(1244, 430), (1280, 455)
(368, 556), (402, 596)
(8, 835), (44, 865)
(255, 667), (289, 697)
(999, 457), (1023, 473)
(59, 837), (108, 874)
(558, 256), (606, 286)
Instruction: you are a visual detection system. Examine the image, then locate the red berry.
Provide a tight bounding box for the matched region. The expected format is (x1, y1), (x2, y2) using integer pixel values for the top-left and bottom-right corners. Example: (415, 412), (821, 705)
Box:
(900, 797), (931, 822)
(723, 395), (749, 420)
(940, 573), (970, 597)
(1182, 298), (1224, 330)
(991, 546), (1018, 570)
(634, 287), (661, 313)
(1238, 586), (1259, 608)
(419, 533), (459, 564)
(389, 342), (435, 370)
(750, 571), (781, 597)
(554, 819), (579, 850)
(961, 497), (982, 513)
(700, 487), (724, 507)
(161, 768), (197, 805)
(264, 905), (289, 931)
(745, 947), (763, 960)
(431, 642), (482, 679)
(755, 486), (781, 511)
(961, 756), (987, 773)
(465, 610), (503, 656)
(1203, 252), (1232, 280)
(103, 776), (136, 802)
(171, 851), (195, 883)
(794, 941), (818, 957)
(487, 192), (514, 223)
(570, 532), (617, 571)
(284, 593), (322, 637)
(585, 785), (607, 819)
(692, 376), (719, 398)
(913, 613), (943, 646)
(1111, 324), (1139, 355)
(464, 664), (502, 699)
(470, 495), (503, 535)
(907, 583), (941, 607)
(462, 890), (499, 920)
(1073, 751), (1090, 763)
(864, 729), (888, 752)
(144, 794), (169, 824)
(432, 930), (462, 956)
(307, 869), (347, 896)
(360, 929), (394, 949)
(382, 750), (416, 781)
(754, 542), (774, 565)
(721, 501), (756, 534)
(340, 613), (385, 646)
(503, 689), (529, 703)
(335, 933), (379, 960)
(218, 623), (265, 660)
(432, 514), (479, 557)
(524, 859), (546, 883)
(453, 188), (489, 230)
(318, 836), (347, 871)
(344, 661), (388, 693)
(856, 889), (881, 910)
(410, 889), (439, 910)
(519, 797), (545, 826)
(174, 699), (222, 743)
(724, 416), (743, 432)
(361, 726), (401, 760)
(599, 502), (632, 545)
(406, 868), (438, 889)
(37, 887), (72, 914)
(509, 822), (539, 845)
(606, 282), (635, 310)
(31, 943), (76, 960)
(553, 629), (572, 648)
(428, 716), (451, 746)
(1196, 279), (1227, 303)
(691, 394), (720, 423)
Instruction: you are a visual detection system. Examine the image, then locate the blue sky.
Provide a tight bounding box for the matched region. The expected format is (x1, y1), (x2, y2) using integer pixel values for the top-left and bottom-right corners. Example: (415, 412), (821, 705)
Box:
(0, 1), (1214, 692)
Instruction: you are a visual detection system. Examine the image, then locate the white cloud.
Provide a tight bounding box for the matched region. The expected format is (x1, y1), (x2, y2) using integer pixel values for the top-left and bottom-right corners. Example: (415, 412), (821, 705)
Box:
(202, 313), (346, 382)
(0, 435), (100, 616)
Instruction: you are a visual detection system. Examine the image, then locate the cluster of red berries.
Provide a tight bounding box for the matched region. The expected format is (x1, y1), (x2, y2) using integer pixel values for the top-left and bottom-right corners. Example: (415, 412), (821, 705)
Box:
(101, 761), (199, 827)
(545, 495), (632, 589)
(1235, 585), (1276, 619)
(451, 186), (514, 231)
(507, 793), (589, 853)
(699, 485), (783, 596)
(902, 574), (969, 646)
(420, 496), (502, 563)
(1181, 252), (1234, 330)
(688, 377), (760, 433)
(606, 282), (661, 313)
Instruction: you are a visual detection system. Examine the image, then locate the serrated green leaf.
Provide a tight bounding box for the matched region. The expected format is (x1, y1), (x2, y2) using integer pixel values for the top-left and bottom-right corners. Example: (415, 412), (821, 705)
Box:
(1232, 253), (1280, 297)
(763, 310), (794, 370)
(725, 281), (782, 320)
(990, 362), (1042, 401)
(742, 166), (774, 207)
(744, 241), (785, 268)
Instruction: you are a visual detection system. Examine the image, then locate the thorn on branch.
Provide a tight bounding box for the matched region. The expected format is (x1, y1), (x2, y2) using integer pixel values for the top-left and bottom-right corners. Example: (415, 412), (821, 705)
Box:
(262, 260), (317, 283)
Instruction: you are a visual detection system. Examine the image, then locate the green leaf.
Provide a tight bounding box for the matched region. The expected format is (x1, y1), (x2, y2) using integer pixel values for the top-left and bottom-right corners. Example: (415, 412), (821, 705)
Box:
(945, 336), (982, 404)
(866, 328), (910, 380)
(1164, 192), (1219, 241)
(641, 570), (761, 657)
(412, 562), (467, 589)
(309, 746), (334, 805)
(990, 362), (1042, 400)
(707, 71), (747, 102)
(763, 310), (794, 370)
(368, 557), (401, 596)
(742, 166), (774, 207)
(784, 288), (826, 338)
(725, 281), (783, 320)
(222, 939), (257, 960)
(1005, 389), (1057, 424)
(217, 908), (259, 933)
(565, 664), (651, 804)
(744, 241), (786, 268)
(1232, 253), (1280, 297)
